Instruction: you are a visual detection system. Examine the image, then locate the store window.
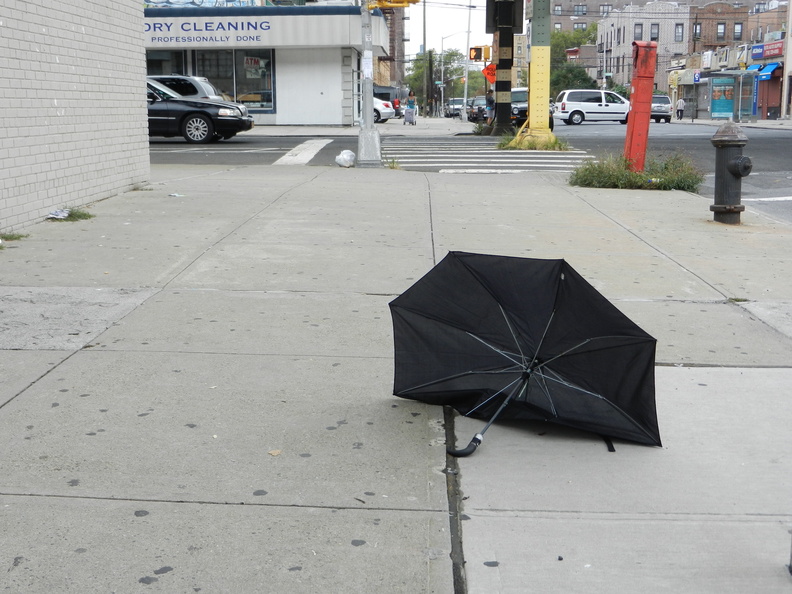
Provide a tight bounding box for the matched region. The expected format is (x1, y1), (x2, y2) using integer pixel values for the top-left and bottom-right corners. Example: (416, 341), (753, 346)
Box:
(145, 48), (275, 112)
(234, 50), (275, 109)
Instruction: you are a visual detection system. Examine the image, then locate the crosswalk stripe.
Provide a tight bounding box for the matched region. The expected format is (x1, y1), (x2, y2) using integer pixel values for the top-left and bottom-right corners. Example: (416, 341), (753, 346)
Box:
(381, 139), (592, 173)
(274, 139), (333, 165)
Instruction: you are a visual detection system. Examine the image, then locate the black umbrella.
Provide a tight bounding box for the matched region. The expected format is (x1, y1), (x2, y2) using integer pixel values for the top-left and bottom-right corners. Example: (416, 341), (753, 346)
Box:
(389, 251), (661, 456)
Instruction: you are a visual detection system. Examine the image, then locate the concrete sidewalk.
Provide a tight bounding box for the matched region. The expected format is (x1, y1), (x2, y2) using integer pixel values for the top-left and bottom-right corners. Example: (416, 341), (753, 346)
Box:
(2, 161), (792, 593)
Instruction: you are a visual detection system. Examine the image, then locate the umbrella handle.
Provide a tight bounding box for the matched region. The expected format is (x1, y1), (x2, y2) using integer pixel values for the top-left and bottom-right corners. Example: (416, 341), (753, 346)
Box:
(447, 433), (483, 457)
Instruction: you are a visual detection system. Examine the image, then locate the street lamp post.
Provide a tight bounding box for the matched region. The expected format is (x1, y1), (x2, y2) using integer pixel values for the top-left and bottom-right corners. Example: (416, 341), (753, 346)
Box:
(440, 31), (468, 116)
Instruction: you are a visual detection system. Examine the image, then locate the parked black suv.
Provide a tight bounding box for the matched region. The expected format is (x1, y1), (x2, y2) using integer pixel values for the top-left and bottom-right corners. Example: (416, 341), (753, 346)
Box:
(510, 87), (554, 131)
(146, 80), (254, 143)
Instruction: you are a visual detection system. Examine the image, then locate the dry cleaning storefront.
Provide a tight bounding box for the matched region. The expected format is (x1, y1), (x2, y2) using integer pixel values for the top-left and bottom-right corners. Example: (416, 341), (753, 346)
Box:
(144, 6), (389, 126)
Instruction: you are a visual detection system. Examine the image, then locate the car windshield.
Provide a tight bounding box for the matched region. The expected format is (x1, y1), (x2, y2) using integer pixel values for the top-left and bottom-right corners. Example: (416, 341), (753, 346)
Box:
(653, 96), (671, 104)
(511, 90), (528, 102)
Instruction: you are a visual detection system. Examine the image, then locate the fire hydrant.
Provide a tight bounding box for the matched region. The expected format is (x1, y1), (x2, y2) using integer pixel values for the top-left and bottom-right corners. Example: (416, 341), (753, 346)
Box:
(710, 120), (752, 225)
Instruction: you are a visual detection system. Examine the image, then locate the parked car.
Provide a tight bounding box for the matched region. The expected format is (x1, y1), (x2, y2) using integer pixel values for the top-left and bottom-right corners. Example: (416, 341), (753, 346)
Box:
(651, 94), (672, 123)
(147, 75), (226, 101)
(373, 97), (395, 123)
(444, 97), (465, 118)
(374, 85), (403, 118)
(467, 96), (487, 122)
(146, 79), (254, 143)
(510, 87), (554, 131)
(554, 89), (630, 125)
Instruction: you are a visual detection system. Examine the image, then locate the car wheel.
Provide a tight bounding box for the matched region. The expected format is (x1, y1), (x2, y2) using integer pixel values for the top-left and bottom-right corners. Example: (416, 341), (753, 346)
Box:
(373, 110), (382, 123)
(182, 113), (214, 143)
(620, 117), (628, 124)
(665, 117), (671, 123)
(653, 118), (661, 123)
(570, 111), (584, 125)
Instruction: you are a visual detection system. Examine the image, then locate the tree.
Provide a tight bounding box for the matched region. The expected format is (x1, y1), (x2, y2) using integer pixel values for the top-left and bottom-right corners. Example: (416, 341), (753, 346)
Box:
(550, 25), (598, 70)
(405, 48), (488, 108)
(550, 64), (597, 98)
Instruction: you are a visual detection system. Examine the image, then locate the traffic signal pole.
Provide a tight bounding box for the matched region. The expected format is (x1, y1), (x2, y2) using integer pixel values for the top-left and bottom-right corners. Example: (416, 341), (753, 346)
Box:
(526, 0), (553, 137)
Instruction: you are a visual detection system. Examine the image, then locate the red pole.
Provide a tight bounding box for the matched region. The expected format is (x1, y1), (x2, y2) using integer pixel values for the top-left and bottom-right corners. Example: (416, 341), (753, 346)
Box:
(623, 41), (657, 172)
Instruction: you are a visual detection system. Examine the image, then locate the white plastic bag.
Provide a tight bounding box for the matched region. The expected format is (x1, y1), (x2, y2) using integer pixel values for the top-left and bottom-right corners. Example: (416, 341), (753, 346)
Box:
(335, 150), (356, 168)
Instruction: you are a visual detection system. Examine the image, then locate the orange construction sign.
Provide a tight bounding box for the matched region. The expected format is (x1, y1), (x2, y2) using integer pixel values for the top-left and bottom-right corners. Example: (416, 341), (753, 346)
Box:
(482, 63), (497, 84)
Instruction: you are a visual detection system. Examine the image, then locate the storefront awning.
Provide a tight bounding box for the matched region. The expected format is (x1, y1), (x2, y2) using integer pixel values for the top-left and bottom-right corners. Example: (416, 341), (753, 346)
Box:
(758, 62), (780, 81)
(745, 64), (762, 71)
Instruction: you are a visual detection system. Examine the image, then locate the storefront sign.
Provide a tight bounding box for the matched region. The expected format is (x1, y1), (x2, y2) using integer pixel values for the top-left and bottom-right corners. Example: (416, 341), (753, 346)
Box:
(144, 8), (386, 49)
(763, 40), (784, 58)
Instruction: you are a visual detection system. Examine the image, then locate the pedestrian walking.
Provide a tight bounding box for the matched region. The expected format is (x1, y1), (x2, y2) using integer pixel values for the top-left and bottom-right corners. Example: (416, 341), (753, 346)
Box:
(676, 97), (685, 120)
(485, 89), (495, 126)
(404, 90), (417, 126)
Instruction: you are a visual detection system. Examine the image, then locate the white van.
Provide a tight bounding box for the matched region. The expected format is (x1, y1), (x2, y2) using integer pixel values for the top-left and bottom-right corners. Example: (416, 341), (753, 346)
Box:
(554, 89), (630, 125)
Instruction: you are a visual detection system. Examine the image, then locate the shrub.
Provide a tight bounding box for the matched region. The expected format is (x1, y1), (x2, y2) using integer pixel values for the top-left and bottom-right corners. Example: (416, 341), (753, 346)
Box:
(569, 154), (704, 192)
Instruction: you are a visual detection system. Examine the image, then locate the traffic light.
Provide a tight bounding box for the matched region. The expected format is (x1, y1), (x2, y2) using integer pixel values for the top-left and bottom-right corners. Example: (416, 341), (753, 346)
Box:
(469, 47), (483, 61)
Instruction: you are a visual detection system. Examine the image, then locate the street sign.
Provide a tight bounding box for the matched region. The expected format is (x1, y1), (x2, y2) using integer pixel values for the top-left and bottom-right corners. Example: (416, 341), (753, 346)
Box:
(693, 69), (701, 83)
(435, 81), (442, 85)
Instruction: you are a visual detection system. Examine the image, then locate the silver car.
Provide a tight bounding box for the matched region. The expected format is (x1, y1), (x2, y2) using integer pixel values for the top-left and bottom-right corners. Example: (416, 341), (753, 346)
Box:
(651, 95), (672, 123)
(146, 75), (226, 101)
(373, 97), (395, 123)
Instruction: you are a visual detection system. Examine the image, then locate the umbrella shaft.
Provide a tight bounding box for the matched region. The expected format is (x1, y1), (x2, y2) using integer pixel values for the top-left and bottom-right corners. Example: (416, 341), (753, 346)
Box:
(480, 378), (526, 436)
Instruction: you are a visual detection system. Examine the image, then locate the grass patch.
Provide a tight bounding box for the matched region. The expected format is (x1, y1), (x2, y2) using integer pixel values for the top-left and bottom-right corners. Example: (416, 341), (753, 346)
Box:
(1, 233), (28, 241)
(0, 232), (29, 250)
(471, 122), (485, 136)
(569, 154), (704, 192)
(499, 131), (569, 151)
(387, 159), (401, 170)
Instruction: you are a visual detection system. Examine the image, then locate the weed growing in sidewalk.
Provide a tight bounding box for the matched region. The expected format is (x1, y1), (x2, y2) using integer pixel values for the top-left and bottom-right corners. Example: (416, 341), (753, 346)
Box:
(498, 131), (569, 151)
(569, 154), (704, 192)
(47, 208), (95, 222)
(387, 159), (401, 170)
(0, 233), (29, 250)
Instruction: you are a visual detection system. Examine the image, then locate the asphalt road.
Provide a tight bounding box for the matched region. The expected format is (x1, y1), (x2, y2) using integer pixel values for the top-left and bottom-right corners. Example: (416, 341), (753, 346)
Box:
(149, 122), (792, 223)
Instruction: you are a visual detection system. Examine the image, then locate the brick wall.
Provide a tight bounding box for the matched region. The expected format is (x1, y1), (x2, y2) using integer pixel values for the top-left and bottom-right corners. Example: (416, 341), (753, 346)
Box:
(0, 1), (149, 232)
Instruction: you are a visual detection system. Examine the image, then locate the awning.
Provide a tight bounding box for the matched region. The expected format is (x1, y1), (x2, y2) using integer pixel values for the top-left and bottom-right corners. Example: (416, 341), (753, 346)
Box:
(746, 64), (762, 71)
(758, 62), (780, 81)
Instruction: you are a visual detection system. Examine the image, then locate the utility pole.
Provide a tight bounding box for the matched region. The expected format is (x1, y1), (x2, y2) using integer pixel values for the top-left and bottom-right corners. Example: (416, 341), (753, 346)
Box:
(357, 4), (382, 168)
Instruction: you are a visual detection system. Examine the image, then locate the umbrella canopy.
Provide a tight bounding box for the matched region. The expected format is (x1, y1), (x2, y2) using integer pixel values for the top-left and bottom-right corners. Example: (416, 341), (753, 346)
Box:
(389, 251), (661, 450)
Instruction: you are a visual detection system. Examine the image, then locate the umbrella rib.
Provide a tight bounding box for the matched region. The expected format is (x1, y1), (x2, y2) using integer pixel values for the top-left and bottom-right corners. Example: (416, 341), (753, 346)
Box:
(465, 375), (524, 418)
(398, 366), (523, 394)
(528, 370), (559, 417)
(532, 370), (660, 444)
(466, 332), (526, 368)
(529, 309), (556, 370)
(497, 303), (528, 365)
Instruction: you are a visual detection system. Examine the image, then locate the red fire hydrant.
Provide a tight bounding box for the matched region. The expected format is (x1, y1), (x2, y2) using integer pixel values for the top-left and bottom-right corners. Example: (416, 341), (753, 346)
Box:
(623, 41), (657, 172)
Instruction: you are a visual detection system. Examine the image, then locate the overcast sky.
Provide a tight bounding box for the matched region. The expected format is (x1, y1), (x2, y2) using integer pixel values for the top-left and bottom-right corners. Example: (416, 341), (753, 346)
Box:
(403, 0), (495, 61)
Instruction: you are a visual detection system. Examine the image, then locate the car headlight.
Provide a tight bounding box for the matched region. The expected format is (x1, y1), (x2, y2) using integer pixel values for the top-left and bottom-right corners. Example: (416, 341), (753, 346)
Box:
(511, 106), (519, 115)
(218, 107), (240, 117)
